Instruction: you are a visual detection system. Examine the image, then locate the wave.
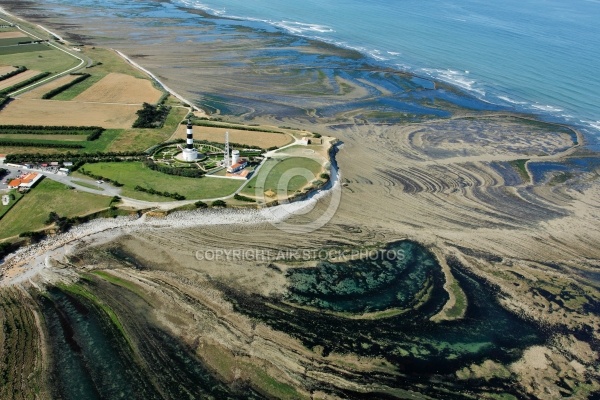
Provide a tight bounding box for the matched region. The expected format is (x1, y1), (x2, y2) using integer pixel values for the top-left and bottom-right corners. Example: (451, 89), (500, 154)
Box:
(174, 0), (600, 139)
(420, 68), (486, 96)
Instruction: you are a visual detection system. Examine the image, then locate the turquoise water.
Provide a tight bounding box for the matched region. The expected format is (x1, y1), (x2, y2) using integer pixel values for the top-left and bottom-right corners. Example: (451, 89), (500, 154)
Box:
(176, 0), (600, 147)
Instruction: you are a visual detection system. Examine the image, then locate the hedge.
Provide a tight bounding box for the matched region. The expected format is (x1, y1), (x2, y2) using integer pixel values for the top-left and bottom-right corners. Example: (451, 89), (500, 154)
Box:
(0, 140), (84, 149)
(0, 66), (27, 82)
(0, 72), (51, 96)
(134, 185), (185, 200)
(42, 73), (91, 99)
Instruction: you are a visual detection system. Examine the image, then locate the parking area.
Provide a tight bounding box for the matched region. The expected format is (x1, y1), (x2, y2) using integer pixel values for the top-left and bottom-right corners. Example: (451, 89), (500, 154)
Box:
(0, 169), (19, 191)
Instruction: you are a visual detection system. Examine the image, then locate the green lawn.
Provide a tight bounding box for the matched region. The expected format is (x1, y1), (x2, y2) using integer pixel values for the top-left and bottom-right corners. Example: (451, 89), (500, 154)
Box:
(241, 156), (324, 197)
(80, 162), (244, 201)
(0, 190), (23, 219)
(0, 47), (80, 73)
(0, 178), (111, 240)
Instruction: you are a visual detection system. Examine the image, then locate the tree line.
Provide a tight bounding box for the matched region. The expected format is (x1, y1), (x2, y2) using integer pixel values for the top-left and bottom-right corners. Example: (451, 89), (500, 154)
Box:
(0, 140), (84, 149)
(0, 125), (104, 141)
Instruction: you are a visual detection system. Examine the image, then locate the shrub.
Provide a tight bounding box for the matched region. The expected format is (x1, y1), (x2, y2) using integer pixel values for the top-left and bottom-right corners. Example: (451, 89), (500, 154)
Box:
(212, 200), (227, 207)
(194, 200), (208, 209)
(233, 193), (255, 202)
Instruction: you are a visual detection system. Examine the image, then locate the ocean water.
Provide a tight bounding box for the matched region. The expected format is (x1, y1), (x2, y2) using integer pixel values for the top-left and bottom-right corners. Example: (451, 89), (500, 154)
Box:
(15, 0), (599, 146)
(175, 0), (600, 147)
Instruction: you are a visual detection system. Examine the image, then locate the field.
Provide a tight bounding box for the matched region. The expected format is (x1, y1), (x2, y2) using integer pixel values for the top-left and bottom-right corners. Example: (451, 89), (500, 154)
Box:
(78, 162), (244, 201)
(173, 124), (292, 148)
(0, 47), (80, 73)
(0, 43), (52, 56)
(240, 156), (325, 197)
(0, 178), (111, 240)
(19, 73), (79, 99)
(50, 48), (151, 100)
(107, 106), (188, 152)
(0, 65), (16, 75)
(0, 31), (28, 39)
(0, 99), (140, 128)
(73, 72), (163, 104)
(0, 69), (42, 90)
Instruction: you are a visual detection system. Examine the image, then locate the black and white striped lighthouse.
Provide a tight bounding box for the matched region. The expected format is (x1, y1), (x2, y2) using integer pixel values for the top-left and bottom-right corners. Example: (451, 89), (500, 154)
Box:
(181, 119), (198, 162)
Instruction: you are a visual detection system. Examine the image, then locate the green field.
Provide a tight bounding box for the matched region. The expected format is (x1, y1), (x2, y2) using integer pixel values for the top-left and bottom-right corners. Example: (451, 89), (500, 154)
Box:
(0, 179), (111, 240)
(79, 162), (244, 201)
(0, 43), (53, 56)
(107, 106), (188, 152)
(0, 129), (128, 156)
(0, 47), (79, 73)
(241, 156), (324, 197)
(0, 37), (34, 46)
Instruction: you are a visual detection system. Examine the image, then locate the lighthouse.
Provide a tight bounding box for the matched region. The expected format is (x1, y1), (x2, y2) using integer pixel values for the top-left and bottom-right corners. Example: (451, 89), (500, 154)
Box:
(181, 119), (198, 162)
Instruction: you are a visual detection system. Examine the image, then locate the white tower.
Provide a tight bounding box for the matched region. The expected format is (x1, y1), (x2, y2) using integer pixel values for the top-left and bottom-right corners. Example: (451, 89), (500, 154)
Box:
(224, 131), (230, 167)
(181, 119), (198, 162)
(231, 149), (240, 165)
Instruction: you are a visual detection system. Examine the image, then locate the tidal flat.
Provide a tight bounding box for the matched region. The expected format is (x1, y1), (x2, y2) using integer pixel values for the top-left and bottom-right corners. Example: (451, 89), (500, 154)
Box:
(0, 0), (599, 399)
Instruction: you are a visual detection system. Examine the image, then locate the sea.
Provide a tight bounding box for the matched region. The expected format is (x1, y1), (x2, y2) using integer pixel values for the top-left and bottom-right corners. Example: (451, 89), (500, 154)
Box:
(17, 0), (600, 148)
(173, 0), (600, 148)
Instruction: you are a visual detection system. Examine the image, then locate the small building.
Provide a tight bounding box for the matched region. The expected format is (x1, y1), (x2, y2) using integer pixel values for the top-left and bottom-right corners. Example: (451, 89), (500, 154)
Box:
(1, 195), (9, 206)
(299, 137), (312, 146)
(63, 161), (74, 167)
(58, 168), (70, 176)
(50, 162), (59, 167)
(8, 172), (43, 189)
(227, 158), (248, 173)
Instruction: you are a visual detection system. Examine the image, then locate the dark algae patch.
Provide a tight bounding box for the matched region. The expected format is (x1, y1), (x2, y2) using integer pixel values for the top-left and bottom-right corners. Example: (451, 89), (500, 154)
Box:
(218, 241), (546, 397)
(38, 282), (264, 399)
(285, 241), (445, 316)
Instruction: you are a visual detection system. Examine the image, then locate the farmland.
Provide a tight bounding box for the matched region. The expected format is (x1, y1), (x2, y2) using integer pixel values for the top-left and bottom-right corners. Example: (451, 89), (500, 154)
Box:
(173, 123), (293, 148)
(0, 69), (42, 90)
(19, 73), (79, 99)
(74, 72), (162, 104)
(0, 99), (140, 128)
